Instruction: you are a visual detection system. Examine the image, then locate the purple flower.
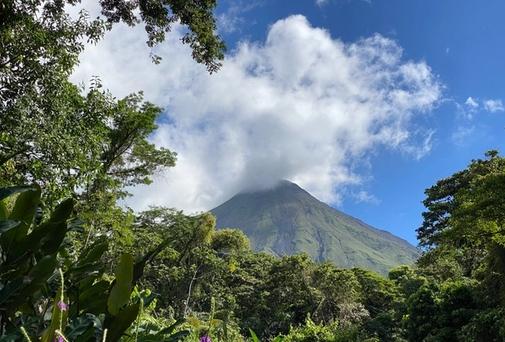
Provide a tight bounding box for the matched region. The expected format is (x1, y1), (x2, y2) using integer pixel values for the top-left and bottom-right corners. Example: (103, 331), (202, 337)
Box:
(57, 300), (68, 311)
(200, 336), (212, 342)
(55, 336), (64, 342)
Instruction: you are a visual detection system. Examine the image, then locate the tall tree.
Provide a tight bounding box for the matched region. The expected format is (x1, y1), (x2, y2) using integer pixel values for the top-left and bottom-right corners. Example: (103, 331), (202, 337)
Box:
(0, 0), (225, 239)
(417, 150), (504, 249)
(1, 0), (224, 194)
(417, 151), (505, 278)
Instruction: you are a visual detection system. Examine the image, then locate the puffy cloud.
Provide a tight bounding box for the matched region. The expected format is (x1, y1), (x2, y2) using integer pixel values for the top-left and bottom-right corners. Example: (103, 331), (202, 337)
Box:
(457, 96), (504, 120)
(465, 96), (479, 109)
(72, 15), (441, 212)
(484, 99), (504, 113)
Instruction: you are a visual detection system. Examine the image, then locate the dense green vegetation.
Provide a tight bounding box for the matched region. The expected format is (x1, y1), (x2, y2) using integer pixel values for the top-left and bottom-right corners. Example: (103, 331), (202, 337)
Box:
(212, 180), (419, 275)
(2, 1), (505, 341)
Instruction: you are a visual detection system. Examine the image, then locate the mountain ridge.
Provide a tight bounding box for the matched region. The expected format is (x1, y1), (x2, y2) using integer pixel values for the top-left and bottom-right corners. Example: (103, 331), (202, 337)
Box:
(211, 180), (419, 274)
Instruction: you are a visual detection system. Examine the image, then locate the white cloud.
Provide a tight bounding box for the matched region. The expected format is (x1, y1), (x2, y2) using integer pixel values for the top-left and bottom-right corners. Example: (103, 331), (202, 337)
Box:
(465, 96), (479, 109)
(217, 0), (262, 34)
(401, 129), (435, 160)
(457, 96), (504, 119)
(72, 15), (441, 212)
(451, 125), (475, 146)
(316, 0), (371, 6)
(353, 190), (380, 204)
(484, 99), (504, 113)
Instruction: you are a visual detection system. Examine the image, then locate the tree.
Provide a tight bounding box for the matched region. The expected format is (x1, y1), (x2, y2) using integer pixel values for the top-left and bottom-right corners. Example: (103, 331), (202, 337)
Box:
(388, 265), (426, 298)
(352, 268), (402, 341)
(211, 229), (250, 255)
(1, 0), (225, 207)
(1, 0), (224, 99)
(0, 1), (253, 340)
(98, 0), (225, 71)
(404, 283), (440, 342)
(417, 150), (504, 249)
(223, 251), (276, 337)
(262, 254), (318, 336)
(410, 151), (505, 340)
(1, 0), (226, 245)
(418, 151), (505, 282)
(129, 207), (241, 318)
(3, 87), (175, 202)
(312, 263), (362, 325)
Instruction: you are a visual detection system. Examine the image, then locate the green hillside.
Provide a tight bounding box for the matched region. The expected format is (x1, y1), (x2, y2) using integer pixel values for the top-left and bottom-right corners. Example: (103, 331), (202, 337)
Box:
(212, 180), (419, 274)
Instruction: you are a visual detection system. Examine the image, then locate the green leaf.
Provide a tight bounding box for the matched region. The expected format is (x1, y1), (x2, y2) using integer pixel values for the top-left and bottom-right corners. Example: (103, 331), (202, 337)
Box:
(0, 277), (25, 306)
(0, 256), (57, 311)
(3, 198), (72, 264)
(155, 319), (185, 337)
(79, 280), (110, 314)
(108, 254), (134, 315)
(8, 185), (40, 226)
(10, 221), (67, 262)
(105, 302), (141, 342)
(40, 222), (68, 255)
(0, 220), (20, 234)
(249, 328), (261, 342)
(164, 330), (190, 342)
(0, 186), (35, 201)
(21, 199), (73, 256)
(20, 255), (58, 298)
(1, 185), (40, 251)
(76, 239), (109, 267)
(0, 333), (22, 341)
(66, 313), (102, 341)
(133, 237), (172, 283)
(68, 240), (108, 283)
(48, 198), (74, 223)
(0, 202), (7, 220)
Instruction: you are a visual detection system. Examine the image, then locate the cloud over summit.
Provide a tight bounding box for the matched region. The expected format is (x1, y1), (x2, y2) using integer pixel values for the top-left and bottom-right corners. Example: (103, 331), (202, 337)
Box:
(73, 15), (441, 212)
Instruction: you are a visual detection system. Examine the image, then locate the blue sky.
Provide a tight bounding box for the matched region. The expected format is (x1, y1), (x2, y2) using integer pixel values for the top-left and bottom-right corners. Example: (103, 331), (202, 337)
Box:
(74, 1), (505, 246)
(213, 0), (505, 244)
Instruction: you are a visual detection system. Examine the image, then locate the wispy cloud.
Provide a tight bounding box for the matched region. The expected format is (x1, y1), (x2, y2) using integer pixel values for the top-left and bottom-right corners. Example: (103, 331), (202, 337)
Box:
(217, 0), (263, 34)
(73, 15), (441, 212)
(353, 190), (380, 204)
(451, 125), (475, 146)
(450, 96), (502, 147)
(316, 0), (329, 6)
(401, 130), (436, 160)
(316, 0), (371, 7)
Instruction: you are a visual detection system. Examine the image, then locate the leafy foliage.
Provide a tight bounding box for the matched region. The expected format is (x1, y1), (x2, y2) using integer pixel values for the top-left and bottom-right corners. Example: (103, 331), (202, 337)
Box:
(0, 186), (187, 341)
(3, 0), (505, 340)
(407, 151), (505, 341)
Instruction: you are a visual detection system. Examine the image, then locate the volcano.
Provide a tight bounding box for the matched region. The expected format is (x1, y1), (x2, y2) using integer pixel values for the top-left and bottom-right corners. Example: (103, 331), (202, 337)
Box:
(211, 180), (419, 274)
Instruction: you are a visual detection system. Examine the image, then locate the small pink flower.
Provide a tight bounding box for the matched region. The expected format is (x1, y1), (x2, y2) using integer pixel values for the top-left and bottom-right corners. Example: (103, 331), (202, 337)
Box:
(200, 336), (212, 342)
(57, 301), (68, 311)
(55, 336), (64, 342)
